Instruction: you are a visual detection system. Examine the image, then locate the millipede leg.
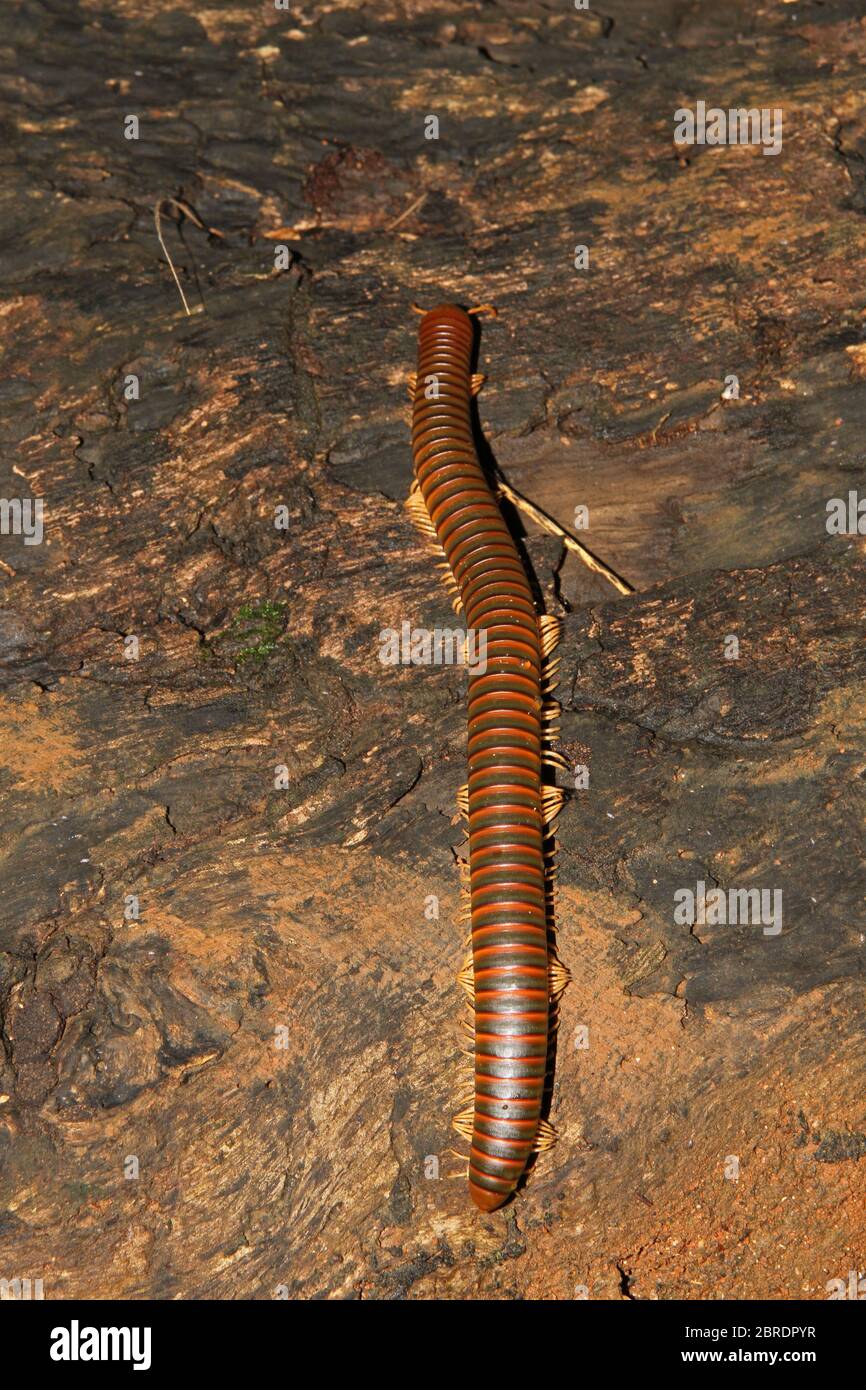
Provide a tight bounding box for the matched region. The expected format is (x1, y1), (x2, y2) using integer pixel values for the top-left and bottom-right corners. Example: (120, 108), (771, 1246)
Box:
(533, 1118), (557, 1153)
(457, 951), (475, 1000)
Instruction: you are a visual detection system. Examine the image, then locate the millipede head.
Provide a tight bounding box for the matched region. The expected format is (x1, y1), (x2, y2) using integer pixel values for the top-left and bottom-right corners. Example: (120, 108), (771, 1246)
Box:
(416, 301), (475, 334)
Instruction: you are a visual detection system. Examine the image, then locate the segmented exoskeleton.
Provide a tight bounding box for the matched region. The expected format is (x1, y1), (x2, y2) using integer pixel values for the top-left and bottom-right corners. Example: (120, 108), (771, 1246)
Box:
(406, 303), (568, 1211)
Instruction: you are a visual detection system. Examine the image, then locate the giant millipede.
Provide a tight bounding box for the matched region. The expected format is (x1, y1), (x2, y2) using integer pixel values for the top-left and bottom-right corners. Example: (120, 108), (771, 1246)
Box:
(406, 302), (570, 1211)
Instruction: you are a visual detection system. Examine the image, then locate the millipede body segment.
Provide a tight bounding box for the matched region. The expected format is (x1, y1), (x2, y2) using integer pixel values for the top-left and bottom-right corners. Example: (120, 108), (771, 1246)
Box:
(408, 303), (564, 1212)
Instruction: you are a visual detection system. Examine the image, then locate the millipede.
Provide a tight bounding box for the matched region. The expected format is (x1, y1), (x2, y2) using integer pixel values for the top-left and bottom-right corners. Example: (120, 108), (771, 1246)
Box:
(406, 302), (570, 1211)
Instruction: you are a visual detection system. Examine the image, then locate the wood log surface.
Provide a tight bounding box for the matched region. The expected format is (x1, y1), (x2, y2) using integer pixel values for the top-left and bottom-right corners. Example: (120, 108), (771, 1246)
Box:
(0, 0), (864, 1299)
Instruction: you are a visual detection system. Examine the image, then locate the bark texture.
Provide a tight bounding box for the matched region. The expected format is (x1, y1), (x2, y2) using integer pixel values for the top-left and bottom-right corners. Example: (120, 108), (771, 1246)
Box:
(0, 0), (864, 1299)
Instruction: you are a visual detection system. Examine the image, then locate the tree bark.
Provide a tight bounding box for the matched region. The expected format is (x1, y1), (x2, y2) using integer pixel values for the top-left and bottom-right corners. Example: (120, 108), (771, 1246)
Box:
(0, 0), (864, 1299)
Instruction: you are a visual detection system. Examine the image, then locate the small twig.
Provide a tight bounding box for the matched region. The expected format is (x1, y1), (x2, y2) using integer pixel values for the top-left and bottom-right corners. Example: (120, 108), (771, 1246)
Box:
(153, 197), (225, 316)
(651, 411), (671, 445)
(386, 191), (428, 231)
(494, 476), (633, 596)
